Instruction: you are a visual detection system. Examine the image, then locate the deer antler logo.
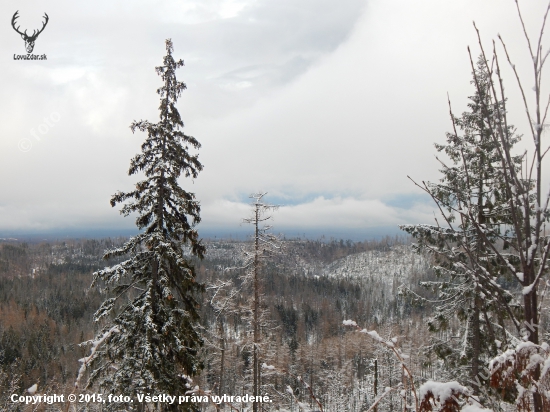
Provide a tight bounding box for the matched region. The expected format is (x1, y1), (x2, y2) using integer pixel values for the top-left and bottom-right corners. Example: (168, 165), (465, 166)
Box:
(11, 11), (49, 54)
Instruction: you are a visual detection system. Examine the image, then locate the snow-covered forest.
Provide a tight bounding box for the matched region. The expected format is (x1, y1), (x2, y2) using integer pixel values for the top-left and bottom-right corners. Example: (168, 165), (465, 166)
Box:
(4, 1), (550, 411)
(0, 236), (434, 411)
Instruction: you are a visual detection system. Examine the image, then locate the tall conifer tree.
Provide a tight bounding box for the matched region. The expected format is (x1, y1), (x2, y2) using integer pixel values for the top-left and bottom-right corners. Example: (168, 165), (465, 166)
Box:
(401, 56), (522, 395)
(79, 39), (205, 411)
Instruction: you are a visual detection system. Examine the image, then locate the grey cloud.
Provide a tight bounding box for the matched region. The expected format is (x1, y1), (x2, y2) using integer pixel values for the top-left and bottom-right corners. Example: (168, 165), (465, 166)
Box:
(1, 0), (548, 237)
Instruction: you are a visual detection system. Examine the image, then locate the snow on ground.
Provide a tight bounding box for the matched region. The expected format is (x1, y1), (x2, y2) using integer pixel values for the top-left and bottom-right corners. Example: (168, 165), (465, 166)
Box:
(322, 245), (427, 285)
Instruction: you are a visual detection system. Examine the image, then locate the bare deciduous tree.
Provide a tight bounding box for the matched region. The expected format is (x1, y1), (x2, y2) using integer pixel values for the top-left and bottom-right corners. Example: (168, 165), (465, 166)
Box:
(404, 1), (550, 410)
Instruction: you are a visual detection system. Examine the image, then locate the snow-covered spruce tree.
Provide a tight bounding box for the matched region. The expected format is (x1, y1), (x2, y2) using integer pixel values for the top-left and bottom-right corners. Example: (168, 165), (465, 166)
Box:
(78, 39), (205, 411)
(404, 2), (550, 408)
(468, 7), (550, 409)
(401, 55), (523, 399)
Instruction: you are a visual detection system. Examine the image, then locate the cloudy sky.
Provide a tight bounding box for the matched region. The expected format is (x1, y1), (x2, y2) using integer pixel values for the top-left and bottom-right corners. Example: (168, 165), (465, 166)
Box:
(0, 0), (548, 239)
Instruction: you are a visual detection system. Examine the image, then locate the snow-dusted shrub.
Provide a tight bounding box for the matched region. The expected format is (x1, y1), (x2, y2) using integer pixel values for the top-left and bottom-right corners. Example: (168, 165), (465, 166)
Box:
(489, 341), (550, 411)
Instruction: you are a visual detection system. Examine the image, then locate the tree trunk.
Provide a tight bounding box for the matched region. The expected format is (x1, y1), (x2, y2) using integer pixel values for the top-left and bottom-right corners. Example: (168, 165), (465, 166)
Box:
(471, 298), (481, 395)
(219, 321), (225, 400)
(374, 359), (378, 412)
(253, 203), (260, 412)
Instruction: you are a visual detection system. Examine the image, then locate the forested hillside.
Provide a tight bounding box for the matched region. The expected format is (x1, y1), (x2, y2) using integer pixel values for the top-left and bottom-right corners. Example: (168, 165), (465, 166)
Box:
(0, 236), (439, 411)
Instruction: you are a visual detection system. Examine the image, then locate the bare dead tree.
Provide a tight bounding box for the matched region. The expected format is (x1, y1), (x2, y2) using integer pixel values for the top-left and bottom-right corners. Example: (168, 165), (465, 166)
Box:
(463, 2), (550, 410)
(206, 193), (281, 411)
(402, 2), (550, 409)
(242, 193), (280, 412)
